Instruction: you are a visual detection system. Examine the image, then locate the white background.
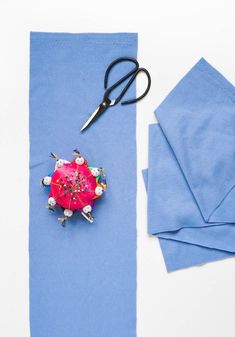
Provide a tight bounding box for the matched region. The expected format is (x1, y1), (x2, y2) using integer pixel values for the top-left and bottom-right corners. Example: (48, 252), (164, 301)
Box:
(1, 1), (235, 336)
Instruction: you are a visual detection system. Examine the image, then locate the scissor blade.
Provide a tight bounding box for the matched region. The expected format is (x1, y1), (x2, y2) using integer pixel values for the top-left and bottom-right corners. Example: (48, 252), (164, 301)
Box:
(80, 106), (100, 132)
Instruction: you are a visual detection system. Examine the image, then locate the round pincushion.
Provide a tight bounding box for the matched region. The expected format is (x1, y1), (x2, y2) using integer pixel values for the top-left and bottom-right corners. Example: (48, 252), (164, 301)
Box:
(41, 150), (106, 225)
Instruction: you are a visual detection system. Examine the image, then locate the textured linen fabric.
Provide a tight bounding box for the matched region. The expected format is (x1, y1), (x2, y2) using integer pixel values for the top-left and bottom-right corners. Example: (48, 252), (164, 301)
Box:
(29, 32), (137, 337)
(144, 59), (235, 272)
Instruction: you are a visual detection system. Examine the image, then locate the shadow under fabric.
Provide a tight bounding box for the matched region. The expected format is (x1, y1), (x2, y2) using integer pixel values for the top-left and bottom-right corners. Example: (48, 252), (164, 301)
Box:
(29, 33), (137, 337)
(144, 59), (235, 272)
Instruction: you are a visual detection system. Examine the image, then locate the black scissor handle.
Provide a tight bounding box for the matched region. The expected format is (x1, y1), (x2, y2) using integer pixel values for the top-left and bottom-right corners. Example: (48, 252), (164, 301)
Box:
(121, 68), (151, 105)
(103, 57), (151, 106)
(104, 57), (139, 105)
(104, 57), (139, 90)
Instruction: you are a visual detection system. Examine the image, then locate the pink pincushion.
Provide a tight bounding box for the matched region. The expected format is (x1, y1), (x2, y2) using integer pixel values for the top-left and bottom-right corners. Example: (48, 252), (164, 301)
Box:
(41, 151), (107, 225)
(49, 161), (96, 211)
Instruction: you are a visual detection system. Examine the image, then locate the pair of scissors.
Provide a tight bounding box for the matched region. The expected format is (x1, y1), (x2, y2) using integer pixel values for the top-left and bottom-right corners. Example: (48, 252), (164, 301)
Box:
(80, 57), (151, 132)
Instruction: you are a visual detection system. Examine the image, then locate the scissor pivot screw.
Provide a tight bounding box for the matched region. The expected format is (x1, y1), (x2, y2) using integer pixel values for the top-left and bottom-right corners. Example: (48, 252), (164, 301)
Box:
(102, 102), (107, 107)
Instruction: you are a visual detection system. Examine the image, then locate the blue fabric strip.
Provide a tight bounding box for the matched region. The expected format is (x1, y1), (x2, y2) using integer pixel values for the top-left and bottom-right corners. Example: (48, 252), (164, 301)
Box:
(144, 59), (235, 272)
(29, 32), (137, 337)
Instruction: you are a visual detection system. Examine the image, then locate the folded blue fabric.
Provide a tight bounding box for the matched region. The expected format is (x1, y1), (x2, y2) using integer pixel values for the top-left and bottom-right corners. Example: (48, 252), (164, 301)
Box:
(29, 32), (137, 337)
(144, 59), (235, 272)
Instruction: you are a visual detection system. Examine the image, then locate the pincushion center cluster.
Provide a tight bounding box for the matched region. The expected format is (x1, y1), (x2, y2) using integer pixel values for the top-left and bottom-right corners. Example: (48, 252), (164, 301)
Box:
(50, 163), (96, 211)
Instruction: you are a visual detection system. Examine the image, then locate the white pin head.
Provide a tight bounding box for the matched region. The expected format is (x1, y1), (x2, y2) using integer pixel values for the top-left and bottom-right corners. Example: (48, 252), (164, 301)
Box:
(64, 209), (73, 217)
(75, 156), (85, 165)
(82, 205), (92, 214)
(95, 186), (103, 196)
(56, 159), (64, 169)
(48, 197), (56, 207)
(91, 167), (101, 177)
(43, 176), (52, 186)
